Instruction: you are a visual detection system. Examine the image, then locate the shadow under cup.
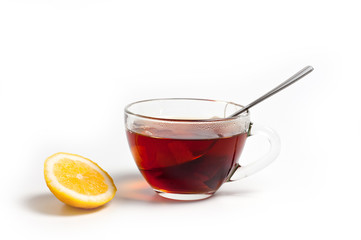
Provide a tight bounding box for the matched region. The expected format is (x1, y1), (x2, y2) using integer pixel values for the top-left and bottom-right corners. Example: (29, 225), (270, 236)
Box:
(125, 98), (251, 200)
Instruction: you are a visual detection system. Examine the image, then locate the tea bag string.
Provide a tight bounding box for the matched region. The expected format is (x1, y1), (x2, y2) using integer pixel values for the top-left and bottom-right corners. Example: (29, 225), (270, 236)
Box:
(229, 66), (314, 118)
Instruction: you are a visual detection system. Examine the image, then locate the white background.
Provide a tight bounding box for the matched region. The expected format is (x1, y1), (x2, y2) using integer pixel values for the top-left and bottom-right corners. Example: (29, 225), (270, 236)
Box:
(0, 0), (360, 239)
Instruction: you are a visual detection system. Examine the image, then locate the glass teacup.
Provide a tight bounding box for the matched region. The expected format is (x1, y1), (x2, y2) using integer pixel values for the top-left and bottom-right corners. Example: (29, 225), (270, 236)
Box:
(125, 98), (280, 200)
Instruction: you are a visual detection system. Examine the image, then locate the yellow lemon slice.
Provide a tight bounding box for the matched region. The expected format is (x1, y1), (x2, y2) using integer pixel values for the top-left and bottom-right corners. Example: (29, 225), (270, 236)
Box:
(44, 152), (116, 209)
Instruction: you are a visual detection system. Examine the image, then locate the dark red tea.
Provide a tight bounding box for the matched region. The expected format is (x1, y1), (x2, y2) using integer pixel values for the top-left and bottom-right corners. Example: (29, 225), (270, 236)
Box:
(126, 129), (247, 194)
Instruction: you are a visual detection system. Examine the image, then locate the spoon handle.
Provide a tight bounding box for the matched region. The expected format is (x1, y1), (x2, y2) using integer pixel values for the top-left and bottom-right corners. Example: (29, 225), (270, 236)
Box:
(229, 66), (314, 117)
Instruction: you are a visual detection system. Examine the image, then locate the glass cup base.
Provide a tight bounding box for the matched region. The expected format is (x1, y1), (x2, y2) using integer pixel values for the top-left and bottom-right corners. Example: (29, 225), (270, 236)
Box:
(155, 190), (214, 201)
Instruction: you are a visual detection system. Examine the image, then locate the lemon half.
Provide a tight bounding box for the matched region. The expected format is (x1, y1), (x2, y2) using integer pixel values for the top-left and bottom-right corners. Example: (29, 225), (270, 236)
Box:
(44, 152), (116, 209)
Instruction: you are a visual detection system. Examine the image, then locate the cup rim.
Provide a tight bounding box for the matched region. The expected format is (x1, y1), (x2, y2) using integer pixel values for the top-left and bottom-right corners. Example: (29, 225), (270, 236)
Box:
(124, 98), (249, 123)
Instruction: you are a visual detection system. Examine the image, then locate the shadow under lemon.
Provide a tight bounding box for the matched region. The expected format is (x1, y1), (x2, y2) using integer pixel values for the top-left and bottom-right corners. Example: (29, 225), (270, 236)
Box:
(25, 193), (106, 216)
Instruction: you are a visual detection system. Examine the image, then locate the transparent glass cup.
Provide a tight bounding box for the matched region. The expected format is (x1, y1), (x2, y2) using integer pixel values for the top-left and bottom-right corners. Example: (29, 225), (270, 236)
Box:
(124, 98), (280, 200)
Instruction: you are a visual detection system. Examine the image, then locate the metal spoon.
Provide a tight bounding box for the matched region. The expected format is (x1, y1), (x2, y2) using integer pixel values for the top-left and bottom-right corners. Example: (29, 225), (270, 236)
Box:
(229, 66), (314, 117)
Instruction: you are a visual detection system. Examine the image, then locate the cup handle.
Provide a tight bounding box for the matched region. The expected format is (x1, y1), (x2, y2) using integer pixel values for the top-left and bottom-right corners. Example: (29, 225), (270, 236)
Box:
(227, 123), (281, 181)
